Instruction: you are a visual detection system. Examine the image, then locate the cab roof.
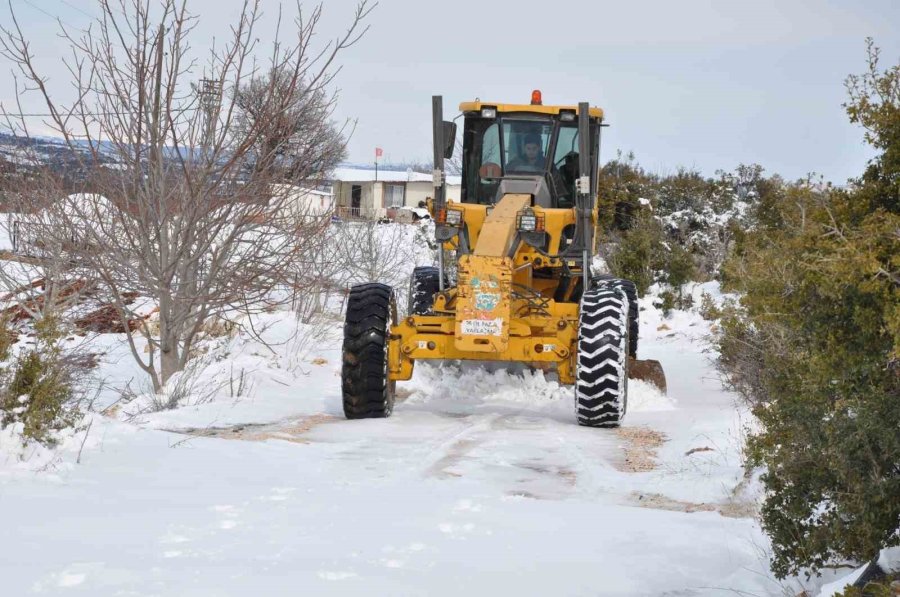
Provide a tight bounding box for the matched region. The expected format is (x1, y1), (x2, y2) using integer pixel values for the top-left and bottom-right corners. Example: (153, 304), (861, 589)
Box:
(458, 100), (604, 120)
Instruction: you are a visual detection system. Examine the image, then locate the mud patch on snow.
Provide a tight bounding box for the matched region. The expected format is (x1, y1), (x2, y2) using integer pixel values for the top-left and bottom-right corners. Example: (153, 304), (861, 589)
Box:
(425, 438), (481, 479)
(630, 491), (756, 519)
(632, 492), (717, 513)
(515, 461), (578, 486)
(168, 414), (339, 444)
(615, 426), (667, 472)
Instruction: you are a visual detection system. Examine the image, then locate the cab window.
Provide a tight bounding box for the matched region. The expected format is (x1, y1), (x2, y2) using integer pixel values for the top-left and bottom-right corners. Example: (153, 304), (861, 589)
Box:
(552, 125), (580, 207)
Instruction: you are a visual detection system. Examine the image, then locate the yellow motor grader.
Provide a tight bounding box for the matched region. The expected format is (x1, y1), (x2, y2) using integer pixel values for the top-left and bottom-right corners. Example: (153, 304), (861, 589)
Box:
(342, 91), (664, 427)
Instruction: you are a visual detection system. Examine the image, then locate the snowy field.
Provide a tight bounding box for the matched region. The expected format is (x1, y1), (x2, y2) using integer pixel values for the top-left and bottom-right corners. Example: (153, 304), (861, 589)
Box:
(0, 222), (852, 595)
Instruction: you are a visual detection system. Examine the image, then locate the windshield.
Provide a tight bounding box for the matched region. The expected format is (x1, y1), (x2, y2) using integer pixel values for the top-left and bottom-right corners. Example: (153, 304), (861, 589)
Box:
(503, 120), (552, 173)
(461, 113), (595, 208)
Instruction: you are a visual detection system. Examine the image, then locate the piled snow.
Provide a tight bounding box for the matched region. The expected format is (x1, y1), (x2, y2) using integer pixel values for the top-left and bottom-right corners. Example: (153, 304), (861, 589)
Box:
(0, 421), (78, 474)
(817, 546), (900, 597)
(628, 378), (677, 411)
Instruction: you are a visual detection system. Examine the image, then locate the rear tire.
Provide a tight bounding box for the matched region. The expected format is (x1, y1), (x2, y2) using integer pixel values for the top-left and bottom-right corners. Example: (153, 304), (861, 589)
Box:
(575, 286), (629, 428)
(408, 266), (440, 315)
(342, 283), (397, 419)
(592, 275), (639, 358)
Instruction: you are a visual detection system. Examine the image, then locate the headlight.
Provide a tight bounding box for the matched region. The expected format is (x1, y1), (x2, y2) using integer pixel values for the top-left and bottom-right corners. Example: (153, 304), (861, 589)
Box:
(445, 209), (462, 226)
(480, 107), (497, 118)
(517, 209), (537, 232)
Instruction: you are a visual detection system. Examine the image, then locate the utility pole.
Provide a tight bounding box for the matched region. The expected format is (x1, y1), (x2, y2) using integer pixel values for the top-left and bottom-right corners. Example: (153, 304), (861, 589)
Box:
(198, 78), (222, 158)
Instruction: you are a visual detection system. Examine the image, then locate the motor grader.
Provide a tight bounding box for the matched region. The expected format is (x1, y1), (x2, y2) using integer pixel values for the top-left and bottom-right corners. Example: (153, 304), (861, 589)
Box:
(341, 91), (664, 427)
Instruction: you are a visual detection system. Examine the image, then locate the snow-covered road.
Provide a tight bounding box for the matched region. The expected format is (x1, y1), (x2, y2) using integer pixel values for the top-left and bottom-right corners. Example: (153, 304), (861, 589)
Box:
(0, 284), (791, 596)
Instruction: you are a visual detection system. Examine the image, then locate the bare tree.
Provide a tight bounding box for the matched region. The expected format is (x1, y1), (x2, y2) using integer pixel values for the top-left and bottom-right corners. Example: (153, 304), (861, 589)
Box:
(330, 220), (420, 308)
(0, 172), (97, 327)
(402, 139), (464, 177)
(0, 0), (374, 394)
(234, 70), (348, 179)
(286, 222), (347, 323)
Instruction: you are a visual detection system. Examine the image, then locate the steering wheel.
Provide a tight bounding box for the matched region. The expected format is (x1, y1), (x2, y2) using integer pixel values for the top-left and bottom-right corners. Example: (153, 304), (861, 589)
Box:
(479, 162), (502, 179)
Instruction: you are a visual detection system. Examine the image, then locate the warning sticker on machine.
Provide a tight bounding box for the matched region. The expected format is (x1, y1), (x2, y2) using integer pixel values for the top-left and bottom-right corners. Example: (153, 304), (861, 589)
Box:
(461, 318), (504, 337)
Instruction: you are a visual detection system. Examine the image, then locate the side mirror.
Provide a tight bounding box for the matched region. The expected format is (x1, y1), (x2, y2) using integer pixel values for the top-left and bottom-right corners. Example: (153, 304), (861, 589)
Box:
(442, 121), (457, 159)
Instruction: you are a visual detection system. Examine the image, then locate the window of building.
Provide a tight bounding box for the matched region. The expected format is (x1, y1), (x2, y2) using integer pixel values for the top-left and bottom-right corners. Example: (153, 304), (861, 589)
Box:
(385, 183), (405, 207)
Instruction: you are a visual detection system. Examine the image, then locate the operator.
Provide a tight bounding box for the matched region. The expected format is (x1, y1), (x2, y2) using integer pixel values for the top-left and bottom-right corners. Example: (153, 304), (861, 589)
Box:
(507, 133), (545, 172)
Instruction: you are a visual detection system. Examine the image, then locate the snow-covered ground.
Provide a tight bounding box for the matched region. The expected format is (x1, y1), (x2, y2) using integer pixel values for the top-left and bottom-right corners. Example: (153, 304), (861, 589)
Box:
(0, 287), (798, 596)
(2, 225), (847, 595)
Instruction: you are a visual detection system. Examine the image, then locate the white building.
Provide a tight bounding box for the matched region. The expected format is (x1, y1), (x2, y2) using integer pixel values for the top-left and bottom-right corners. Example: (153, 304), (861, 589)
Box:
(330, 167), (462, 220)
(273, 184), (335, 222)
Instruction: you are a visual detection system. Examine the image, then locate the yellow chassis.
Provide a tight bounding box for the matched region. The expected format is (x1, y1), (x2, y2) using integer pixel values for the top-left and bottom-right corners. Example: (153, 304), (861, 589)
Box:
(388, 299), (579, 384)
(387, 192), (594, 386)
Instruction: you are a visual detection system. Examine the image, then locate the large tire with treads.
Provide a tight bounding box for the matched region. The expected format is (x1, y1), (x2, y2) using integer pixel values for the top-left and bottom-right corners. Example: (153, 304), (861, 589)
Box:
(408, 266), (440, 315)
(592, 275), (638, 358)
(342, 283), (397, 419)
(575, 286), (630, 428)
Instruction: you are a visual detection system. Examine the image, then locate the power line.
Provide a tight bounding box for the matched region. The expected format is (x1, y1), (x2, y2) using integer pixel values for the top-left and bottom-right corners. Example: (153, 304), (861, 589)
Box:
(18, 0), (56, 20)
(14, 0), (91, 27)
(58, 0), (93, 19)
(5, 108), (204, 117)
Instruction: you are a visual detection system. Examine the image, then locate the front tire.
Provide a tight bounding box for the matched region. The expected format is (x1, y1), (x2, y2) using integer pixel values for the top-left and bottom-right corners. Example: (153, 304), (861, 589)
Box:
(408, 266), (440, 315)
(592, 275), (639, 358)
(575, 286), (630, 428)
(342, 283), (397, 419)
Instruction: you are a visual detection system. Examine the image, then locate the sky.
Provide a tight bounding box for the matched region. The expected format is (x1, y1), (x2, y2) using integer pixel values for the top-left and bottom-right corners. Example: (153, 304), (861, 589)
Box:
(1, 0), (898, 183)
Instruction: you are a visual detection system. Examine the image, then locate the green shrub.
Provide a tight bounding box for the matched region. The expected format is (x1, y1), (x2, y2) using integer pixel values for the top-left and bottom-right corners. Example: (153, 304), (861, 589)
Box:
(607, 211), (659, 296)
(698, 292), (722, 321)
(607, 191), (697, 301)
(0, 313), (13, 361)
(0, 316), (80, 446)
(833, 575), (900, 597)
(660, 241), (695, 290)
(653, 290), (676, 317)
(717, 40), (900, 578)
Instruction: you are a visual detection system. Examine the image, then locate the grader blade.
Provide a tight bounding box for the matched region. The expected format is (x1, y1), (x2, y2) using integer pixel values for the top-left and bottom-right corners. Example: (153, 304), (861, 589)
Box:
(628, 358), (667, 394)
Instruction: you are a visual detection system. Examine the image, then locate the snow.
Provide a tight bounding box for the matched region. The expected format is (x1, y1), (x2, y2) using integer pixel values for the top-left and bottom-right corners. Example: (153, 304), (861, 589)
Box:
(817, 567), (869, 597)
(0, 230), (816, 595)
(816, 546), (900, 597)
(880, 546), (900, 573)
(0, 213), (15, 251)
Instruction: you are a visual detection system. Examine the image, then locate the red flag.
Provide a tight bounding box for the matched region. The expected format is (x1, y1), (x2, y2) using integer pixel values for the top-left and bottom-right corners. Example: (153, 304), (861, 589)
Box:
(375, 147), (383, 158)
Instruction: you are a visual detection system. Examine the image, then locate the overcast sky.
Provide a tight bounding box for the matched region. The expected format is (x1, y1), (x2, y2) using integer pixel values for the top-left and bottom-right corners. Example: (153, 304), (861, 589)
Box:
(1, 0), (898, 183)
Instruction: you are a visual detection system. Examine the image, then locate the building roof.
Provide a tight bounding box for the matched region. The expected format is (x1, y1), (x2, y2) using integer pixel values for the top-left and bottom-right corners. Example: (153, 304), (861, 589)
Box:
(330, 167), (461, 186)
(270, 183), (333, 197)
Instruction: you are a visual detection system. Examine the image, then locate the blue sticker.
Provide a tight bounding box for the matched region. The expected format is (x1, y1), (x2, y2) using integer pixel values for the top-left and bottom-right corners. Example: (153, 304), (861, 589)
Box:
(475, 291), (500, 311)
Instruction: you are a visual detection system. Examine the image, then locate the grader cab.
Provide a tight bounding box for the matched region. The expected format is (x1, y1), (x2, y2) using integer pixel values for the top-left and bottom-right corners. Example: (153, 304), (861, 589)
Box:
(341, 91), (664, 427)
